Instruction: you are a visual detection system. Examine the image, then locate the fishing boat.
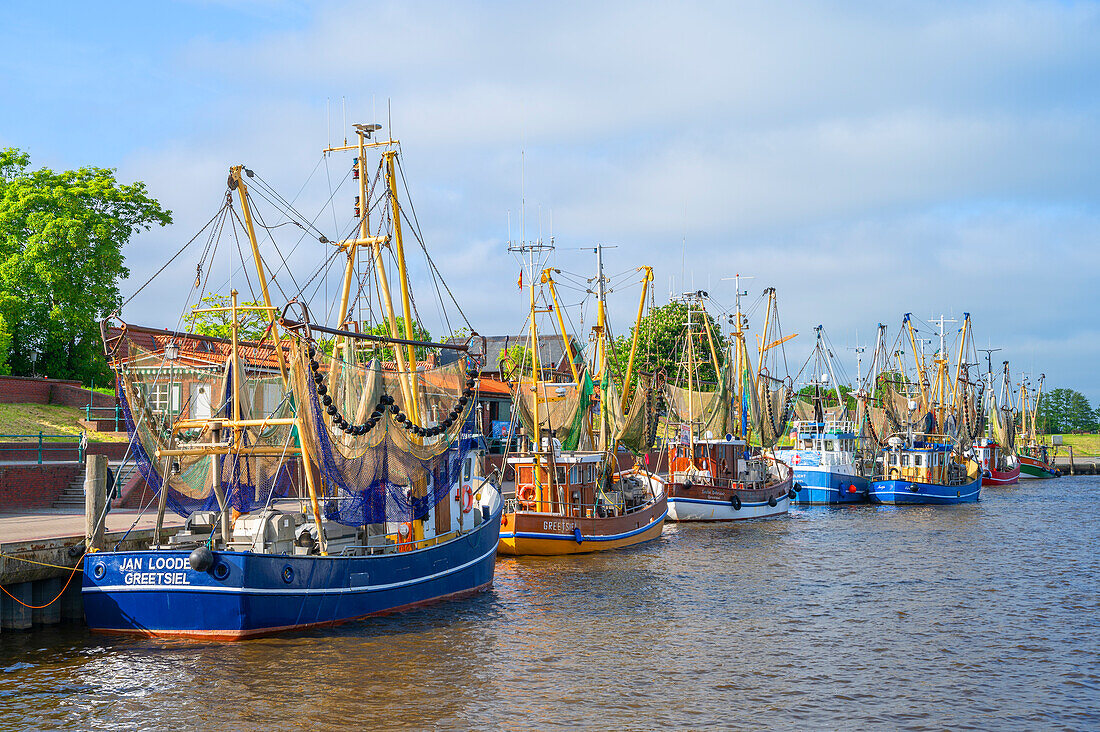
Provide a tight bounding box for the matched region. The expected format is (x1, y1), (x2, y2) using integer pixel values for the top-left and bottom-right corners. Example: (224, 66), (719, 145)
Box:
(775, 326), (869, 505)
(82, 124), (502, 639)
(975, 359), (1020, 486)
(660, 283), (793, 521)
(1016, 374), (1061, 479)
(497, 242), (666, 555)
(864, 314), (983, 505)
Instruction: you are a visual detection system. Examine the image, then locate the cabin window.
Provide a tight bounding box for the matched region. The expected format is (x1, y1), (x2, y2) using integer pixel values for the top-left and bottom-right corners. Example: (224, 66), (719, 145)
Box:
(901, 454), (910, 467)
(913, 454), (923, 467)
(824, 440), (835, 452)
(556, 467), (567, 485)
(570, 466), (578, 484)
(889, 453), (898, 466)
(462, 457), (472, 482)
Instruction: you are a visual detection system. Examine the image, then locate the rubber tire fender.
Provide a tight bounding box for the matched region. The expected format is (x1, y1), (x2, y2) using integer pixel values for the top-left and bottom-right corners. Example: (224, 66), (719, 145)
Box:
(768, 496), (778, 508)
(730, 495), (742, 511)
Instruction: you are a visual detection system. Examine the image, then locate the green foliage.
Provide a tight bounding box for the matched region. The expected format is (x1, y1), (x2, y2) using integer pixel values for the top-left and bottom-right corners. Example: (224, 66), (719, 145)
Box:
(623, 301), (728, 386)
(1035, 388), (1099, 434)
(498, 343), (535, 380)
(187, 292), (271, 341)
(796, 383), (856, 411)
(0, 148), (172, 383)
(0, 314), (11, 375)
(364, 317), (432, 361)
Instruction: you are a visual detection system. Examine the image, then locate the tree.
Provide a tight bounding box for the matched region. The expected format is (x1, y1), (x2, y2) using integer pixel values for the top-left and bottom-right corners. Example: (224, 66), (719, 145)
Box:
(187, 293), (271, 342)
(612, 301), (728, 387)
(0, 148), (171, 383)
(364, 318), (432, 361)
(0, 314), (11, 375)
(1035, 387), (1098, 434)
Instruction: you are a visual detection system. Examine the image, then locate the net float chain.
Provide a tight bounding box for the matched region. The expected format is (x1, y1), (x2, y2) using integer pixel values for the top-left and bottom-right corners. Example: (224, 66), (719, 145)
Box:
(306, 344), (477, 437)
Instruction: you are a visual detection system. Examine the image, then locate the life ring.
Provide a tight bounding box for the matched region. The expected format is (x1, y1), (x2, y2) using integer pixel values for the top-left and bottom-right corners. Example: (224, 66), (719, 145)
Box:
(398, 522), (414, 552)
(730, 495), (742, 510)
(889, 467), (900, 480)
(768, 496), (778, 508)
(461, 485), (475, 513)
(517, 485), (536, 507)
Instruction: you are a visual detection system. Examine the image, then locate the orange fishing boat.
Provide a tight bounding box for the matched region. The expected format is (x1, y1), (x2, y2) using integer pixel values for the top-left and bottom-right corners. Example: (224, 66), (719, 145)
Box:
(497, 242), (665, 556)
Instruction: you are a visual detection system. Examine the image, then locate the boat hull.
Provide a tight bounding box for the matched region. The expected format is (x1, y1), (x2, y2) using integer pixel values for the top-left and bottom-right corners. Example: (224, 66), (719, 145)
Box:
(790, 468), (869, 505)
(82, 504), (502, 640)
(497, 495), (666, 556)
(868, 475), (981, 505)
(666, 474), (792, 522)
(1018, 454), (1059, 479)
(982, 463), (1021, 486)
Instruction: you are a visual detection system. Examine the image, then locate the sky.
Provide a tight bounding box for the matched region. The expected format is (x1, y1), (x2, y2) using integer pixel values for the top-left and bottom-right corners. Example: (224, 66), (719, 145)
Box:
(2, 0), (1098, 401)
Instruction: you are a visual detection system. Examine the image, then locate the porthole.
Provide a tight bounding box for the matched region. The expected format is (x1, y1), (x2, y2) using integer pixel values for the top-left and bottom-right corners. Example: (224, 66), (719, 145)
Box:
(281, 565), (294, 584)
(212, 562), (230, 580)
(92, 563), (106, 580)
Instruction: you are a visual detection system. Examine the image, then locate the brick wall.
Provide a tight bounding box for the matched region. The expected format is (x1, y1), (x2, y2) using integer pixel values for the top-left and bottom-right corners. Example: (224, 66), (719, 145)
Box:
(0, 464), (80, 509)
(0, 374), (116, 408)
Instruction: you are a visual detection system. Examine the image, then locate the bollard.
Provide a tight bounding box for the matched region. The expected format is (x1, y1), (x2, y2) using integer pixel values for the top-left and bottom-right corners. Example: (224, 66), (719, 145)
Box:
(85, 454), (109, 552)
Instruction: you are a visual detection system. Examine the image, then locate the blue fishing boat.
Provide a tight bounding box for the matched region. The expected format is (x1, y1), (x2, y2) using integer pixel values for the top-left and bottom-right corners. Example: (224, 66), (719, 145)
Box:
(775, 421), (869, 504)
(869, 436), (981, 505)
(84, 124), (502, 639)
(776, 326), (869, 505)
(857, 314), (984, 506)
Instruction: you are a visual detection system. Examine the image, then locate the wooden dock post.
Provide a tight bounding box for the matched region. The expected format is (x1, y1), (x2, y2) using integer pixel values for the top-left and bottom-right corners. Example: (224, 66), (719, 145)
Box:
(85, 454), (108, 551)
(1067, 446), (1075, 476)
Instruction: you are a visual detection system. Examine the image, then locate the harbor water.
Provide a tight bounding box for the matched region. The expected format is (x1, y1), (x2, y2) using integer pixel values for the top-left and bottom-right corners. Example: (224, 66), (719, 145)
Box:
(2, 477), (1098, 730)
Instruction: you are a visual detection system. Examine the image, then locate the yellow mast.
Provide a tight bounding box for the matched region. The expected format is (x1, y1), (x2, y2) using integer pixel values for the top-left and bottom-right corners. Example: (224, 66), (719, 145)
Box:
(541, 269), (580, 385)
(756, 288), (774, 375)
(229, 166), (289, 386)
(595, 245), (609, 452)
(621, 266), (652, 410)
(701, 303), (722, 385)
(528, 263), (545, 508)
(949, 313), (971, 413)
(903, 313), (930, 408)
(384, 150), (423, 426)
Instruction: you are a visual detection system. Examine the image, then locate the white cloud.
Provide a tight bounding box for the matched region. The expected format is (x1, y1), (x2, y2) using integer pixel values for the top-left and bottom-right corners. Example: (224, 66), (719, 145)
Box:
(84, 0), (1100, 400)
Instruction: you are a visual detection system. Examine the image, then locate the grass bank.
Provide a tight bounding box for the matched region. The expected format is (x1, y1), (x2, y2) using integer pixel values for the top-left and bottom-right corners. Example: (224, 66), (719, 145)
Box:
(1058, 433), (1100, 456)
(0, 403), (129, 443)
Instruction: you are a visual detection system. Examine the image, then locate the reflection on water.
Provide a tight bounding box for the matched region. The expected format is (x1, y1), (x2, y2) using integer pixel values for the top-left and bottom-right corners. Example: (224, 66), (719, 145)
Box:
(2, 478), (1099, 730)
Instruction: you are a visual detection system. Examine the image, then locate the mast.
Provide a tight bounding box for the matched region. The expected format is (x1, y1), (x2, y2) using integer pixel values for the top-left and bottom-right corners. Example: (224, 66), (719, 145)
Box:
(228, 166), (289, 386)
(595, 244), (609, 452)
(621, 266), (653, 407)
(950, 313), (971, 413)
(384, 150), (423, 426)
(903, 314), (929, 408)
(322, 125), (416, 416)
(757, 288), (774, 375)
(723, 274), (752, 439)
(542, 269), (580, 385)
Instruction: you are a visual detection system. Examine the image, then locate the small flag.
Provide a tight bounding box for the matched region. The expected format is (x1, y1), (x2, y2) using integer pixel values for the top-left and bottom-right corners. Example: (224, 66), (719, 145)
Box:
(517, 270), (523, 290)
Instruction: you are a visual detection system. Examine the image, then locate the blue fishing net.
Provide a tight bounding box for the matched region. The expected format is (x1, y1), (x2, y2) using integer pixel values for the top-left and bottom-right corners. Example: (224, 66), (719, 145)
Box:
(297, 351), (476, 526)
(118, 353), (297, 518)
